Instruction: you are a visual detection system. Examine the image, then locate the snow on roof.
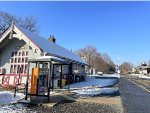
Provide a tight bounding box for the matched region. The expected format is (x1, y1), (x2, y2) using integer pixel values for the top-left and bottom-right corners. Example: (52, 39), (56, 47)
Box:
(38, 56), (57, 59)
(15, 24), (88, 65)
(29, 56), (66, 63)
(38, 56), (64, 61)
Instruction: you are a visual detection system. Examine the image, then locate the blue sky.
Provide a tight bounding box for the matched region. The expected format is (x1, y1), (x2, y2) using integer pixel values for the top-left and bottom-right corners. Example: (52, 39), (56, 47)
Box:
(0, 1), (150, 66)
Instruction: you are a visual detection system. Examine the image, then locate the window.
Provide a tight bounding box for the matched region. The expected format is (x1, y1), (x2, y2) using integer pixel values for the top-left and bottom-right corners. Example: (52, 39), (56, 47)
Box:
(12, 52), (14, 57)
(11, 58), (14, 63)
(22, 51), (25, 56)
(21, 65), (24, 73)
(24, 65), (27, 73)
(25, 58), (28, 63)
(22, 58), (24, 63)
(15, 58), (17, 63)
(17, 65), (20, 73)
(18, 58), (21, 63)
(10, 65), (13, 73)
(10, 50), (29, 74)
(14, 65), (16, 73)
(26, 51), (29, 56)
(15, 52), (17, 56)
(19, 52), (21, 56)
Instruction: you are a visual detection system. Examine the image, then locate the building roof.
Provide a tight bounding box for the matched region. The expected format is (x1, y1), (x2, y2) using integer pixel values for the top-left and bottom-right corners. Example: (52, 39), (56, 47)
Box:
(14, 24), (88, 65)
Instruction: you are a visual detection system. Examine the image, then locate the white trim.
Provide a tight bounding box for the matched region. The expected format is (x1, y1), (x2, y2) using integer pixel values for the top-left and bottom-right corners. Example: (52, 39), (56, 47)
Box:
(13, 25), (42, 54)
(0, 26), (12, 42)
(12, 34), (21, 40)
(0, 25), (42, 55)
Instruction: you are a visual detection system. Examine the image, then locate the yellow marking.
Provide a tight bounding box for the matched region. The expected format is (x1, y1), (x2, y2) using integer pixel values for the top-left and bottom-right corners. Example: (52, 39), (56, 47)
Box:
(128, 79), (150, 93)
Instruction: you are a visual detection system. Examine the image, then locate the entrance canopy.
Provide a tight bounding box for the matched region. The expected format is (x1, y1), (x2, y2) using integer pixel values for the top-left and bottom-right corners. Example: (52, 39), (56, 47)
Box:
(28, 56), (67, 64)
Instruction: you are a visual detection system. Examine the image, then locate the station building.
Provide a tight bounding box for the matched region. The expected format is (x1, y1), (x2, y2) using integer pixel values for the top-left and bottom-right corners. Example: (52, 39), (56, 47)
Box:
(0, 23), (88, 88)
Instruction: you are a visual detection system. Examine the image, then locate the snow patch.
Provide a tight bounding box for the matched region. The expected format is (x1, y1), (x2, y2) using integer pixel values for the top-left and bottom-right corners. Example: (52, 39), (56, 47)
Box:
(64, 74), (119, 97)
(72, 87), (118, 97)
(100, 74), (120, 78)
(131, 74), (150, 79)
(139, 74), (150, 79)
(0, 91), (25, 105)
(64, 76), (118, 89)
(88, 74), (120, 78)
(0, 104), (32, 113)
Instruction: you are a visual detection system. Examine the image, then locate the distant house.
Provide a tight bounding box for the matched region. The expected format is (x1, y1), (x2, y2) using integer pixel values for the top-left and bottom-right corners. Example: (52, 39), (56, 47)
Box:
(0, 23), (88, 88)
(137, 63), (150, 75)
(138, 66), (150, 75)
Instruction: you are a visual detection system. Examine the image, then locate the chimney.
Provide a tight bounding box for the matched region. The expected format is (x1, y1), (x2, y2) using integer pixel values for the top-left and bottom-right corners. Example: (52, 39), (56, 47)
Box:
(48, 35), (56, 43)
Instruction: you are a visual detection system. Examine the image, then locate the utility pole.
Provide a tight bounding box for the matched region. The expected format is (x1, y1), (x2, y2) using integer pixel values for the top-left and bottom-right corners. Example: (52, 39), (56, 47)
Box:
(117, 55), (120, 77)
(117, 57), (120, 68)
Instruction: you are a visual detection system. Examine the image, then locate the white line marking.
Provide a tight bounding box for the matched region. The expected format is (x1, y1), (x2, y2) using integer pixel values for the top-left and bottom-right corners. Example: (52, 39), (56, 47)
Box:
(128, 79), (150, 93)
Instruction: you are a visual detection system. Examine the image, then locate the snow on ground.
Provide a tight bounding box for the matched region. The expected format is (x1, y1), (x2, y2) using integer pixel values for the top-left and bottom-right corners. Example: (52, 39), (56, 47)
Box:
(0, 103), (31, 113)
(139, 75), (150, 79)
(0, 91), (27, 113)
(100, 74), (120, 78)
(0, 91), (25, 105)
(0, 74), (119, 112)
(131, 74), (150, 79)
(72, 87), (119, 97)
(64, 75), (118, 89)
(88, 74), (120, 78)
(64, 74), (119, 97)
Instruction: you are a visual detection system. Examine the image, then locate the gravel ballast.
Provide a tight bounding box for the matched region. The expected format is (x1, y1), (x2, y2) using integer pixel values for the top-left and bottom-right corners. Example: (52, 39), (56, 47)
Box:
(28, 101), (122, 113)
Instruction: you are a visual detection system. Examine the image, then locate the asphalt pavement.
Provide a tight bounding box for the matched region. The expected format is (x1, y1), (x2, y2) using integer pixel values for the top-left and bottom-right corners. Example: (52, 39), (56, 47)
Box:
(119, 76), (150, 113)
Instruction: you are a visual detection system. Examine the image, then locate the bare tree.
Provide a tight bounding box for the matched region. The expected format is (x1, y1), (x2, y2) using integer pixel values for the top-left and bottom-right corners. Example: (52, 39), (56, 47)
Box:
(120, 62), (133, 74)
(102, 53), (116, 72)
(18, 16), (39, 33)
(94, 53), (109, 73)
(75, 45), (97, 68)
(75, 45), (116, 74)
(102, 53), (112, 63)
(0, 11), (39, 34)
(0, 11), (16, 32)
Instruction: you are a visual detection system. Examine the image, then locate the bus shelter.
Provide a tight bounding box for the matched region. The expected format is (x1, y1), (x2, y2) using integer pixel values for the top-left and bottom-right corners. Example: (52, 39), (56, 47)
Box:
(25, 56), (71, 102)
